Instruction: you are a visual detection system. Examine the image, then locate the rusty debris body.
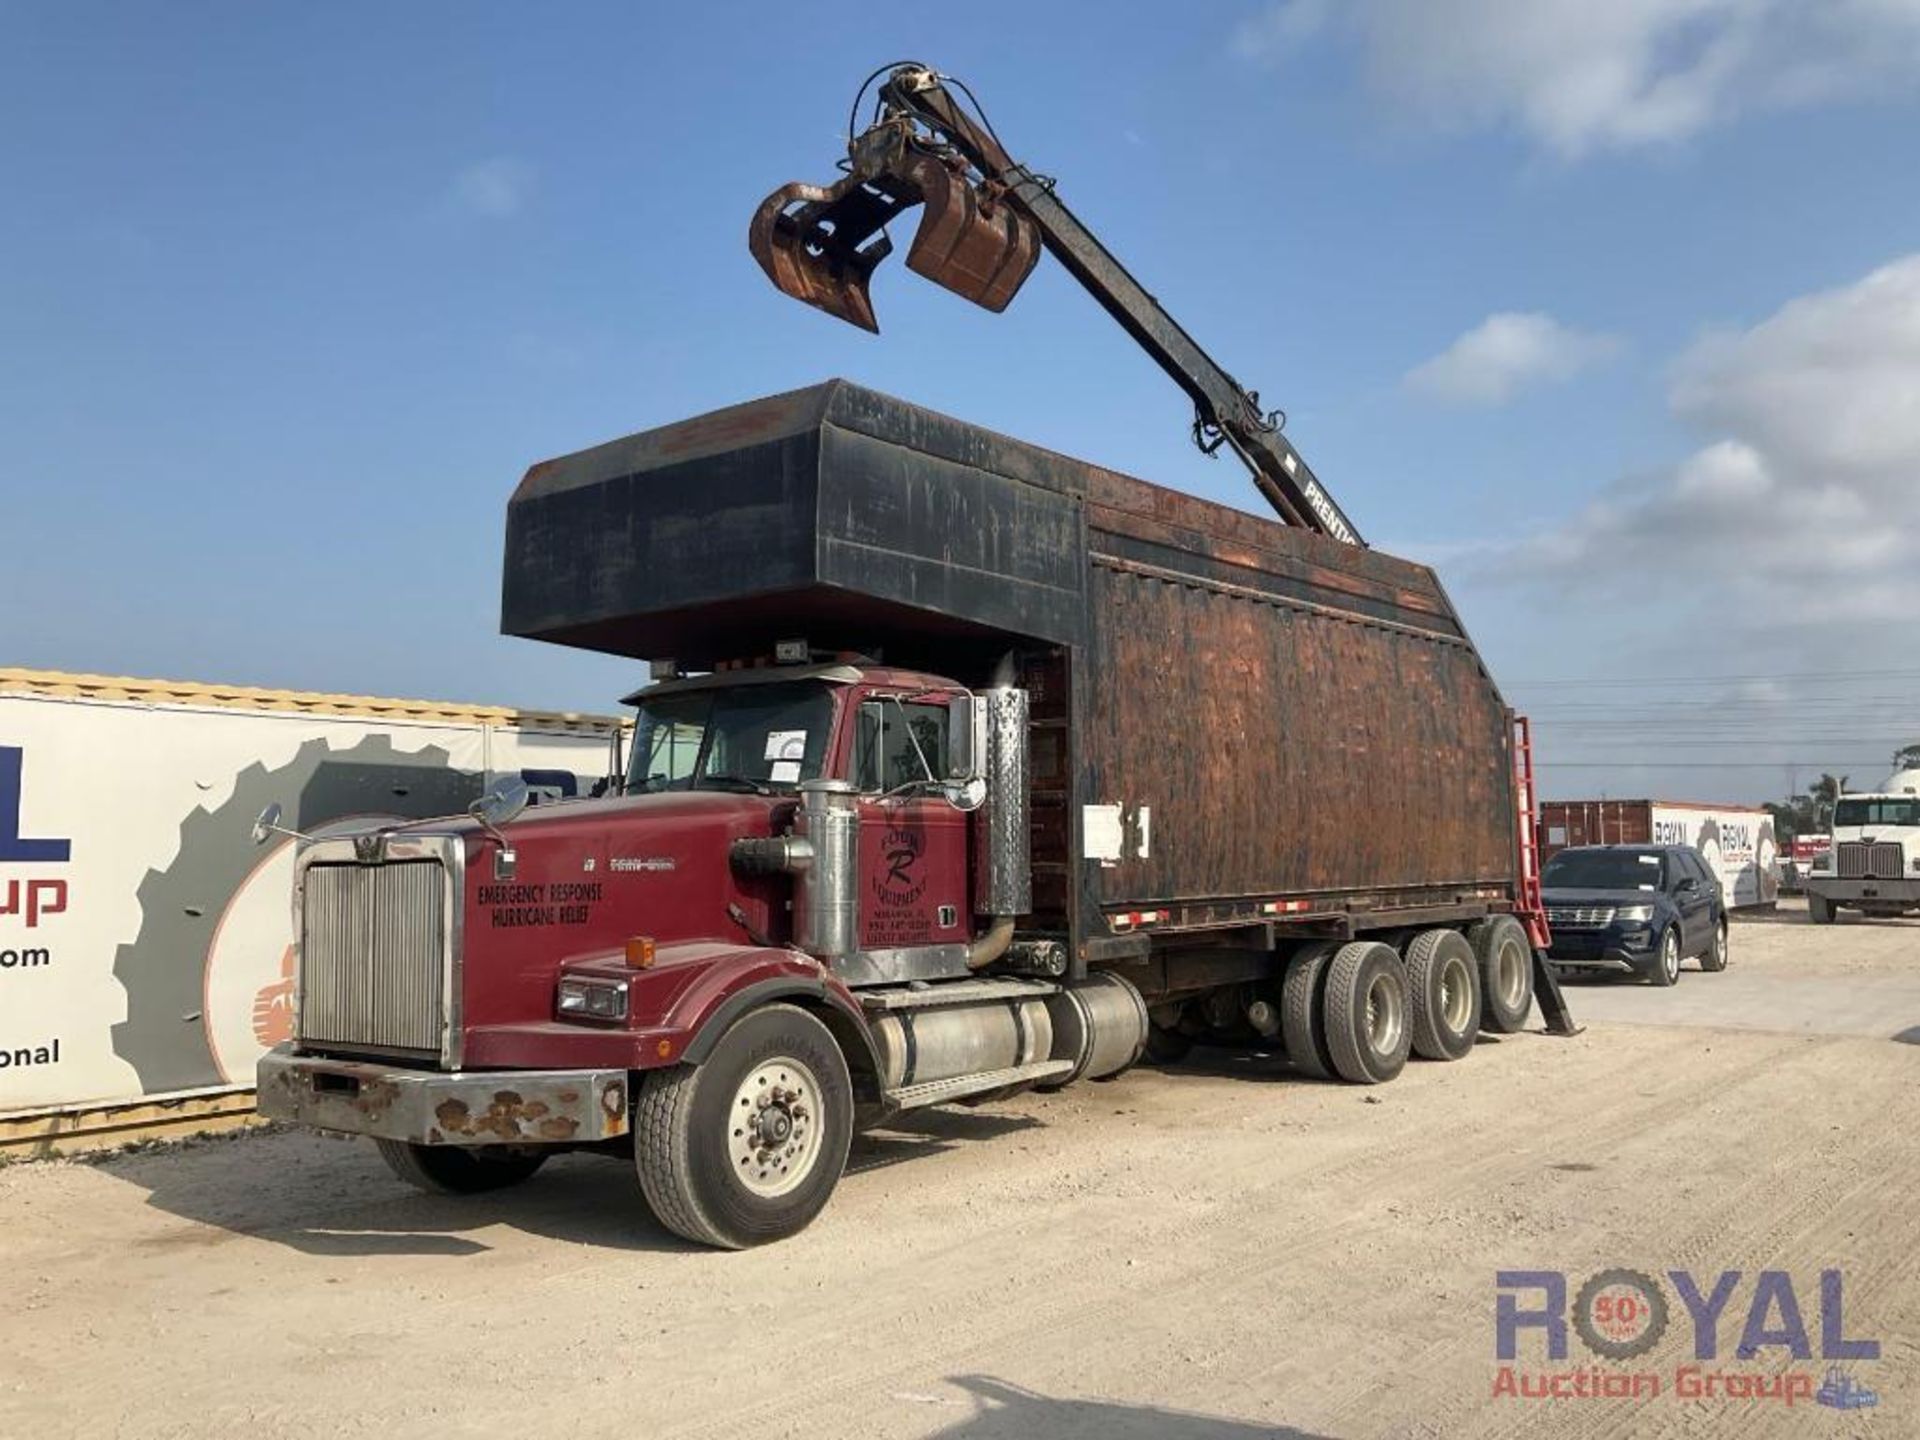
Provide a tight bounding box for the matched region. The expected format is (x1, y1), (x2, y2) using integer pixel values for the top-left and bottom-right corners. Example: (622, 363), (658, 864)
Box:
(504, 380), (1522, 959)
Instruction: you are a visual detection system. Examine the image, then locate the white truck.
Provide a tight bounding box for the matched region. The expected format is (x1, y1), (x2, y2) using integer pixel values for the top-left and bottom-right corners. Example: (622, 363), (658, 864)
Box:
(1804, 770), (1920, 923)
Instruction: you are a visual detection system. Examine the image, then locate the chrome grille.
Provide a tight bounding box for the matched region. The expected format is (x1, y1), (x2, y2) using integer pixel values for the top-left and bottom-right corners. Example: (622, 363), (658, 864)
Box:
(1545, 905), (1615, 929)
(1836, 842), (1902, 880)
(298, 860), (447, 1056)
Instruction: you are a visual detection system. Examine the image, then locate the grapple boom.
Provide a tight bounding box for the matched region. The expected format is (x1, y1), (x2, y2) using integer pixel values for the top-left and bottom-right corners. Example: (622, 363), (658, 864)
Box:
(749, 122), (1040, 333)
(746, 63), (1368, 547)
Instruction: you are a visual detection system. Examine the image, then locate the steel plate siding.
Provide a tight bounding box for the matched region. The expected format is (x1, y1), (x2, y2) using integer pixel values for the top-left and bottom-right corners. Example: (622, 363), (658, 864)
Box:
(1082, 559), (1515, 905)
(299, 862), (445, 1055)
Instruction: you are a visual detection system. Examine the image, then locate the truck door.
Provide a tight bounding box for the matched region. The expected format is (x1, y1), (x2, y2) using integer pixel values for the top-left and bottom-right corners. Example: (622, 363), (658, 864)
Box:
(850, 694), (969, 952)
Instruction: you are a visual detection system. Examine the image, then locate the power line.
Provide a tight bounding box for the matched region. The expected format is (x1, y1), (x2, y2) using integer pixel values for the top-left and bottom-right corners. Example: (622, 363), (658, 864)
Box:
(1544, 760), (1888, 770)
(1511, 667), (1920, 689)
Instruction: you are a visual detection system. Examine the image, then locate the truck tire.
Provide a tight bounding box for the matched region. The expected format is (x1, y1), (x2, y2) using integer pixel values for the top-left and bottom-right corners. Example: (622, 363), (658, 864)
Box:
(634, 1003), (853, 1250)
(1699, 916), (1729, 972)
(1404, 929), (1482, 1061)
(375, 1139), (547, 1195)
(1469, 915), (1534, 1034)
(1322, 942), (1412, 1085)
(1808, 893), (1837, 925)
(1280, 941), (1338, 1080)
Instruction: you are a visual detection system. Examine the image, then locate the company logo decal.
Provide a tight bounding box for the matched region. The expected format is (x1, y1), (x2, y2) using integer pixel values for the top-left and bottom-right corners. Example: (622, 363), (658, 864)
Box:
(1493, 1267), (1879, 1408)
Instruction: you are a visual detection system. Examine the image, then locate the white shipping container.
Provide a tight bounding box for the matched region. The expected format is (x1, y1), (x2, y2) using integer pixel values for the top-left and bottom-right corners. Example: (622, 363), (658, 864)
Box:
(0, 669), (621, 1116)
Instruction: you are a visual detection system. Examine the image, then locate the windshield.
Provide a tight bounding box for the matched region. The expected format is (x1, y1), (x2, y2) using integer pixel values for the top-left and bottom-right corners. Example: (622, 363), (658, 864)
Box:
(1543, 848), (1667, 890)
(1835, 798), (1920, 827)
(625, 681), (835, 795)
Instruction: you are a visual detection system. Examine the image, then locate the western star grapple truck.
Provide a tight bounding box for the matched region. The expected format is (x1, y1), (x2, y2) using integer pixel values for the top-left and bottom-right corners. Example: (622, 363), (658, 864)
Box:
(260, 64), (1565, 1248)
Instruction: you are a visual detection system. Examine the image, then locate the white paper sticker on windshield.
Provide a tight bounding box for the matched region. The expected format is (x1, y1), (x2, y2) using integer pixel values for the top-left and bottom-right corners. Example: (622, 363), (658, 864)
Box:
(1638, 855), (1660, 865)
(1084, 804), (1124, 865)
(764, 730), (808, 762)
(769, 760), (801, 784)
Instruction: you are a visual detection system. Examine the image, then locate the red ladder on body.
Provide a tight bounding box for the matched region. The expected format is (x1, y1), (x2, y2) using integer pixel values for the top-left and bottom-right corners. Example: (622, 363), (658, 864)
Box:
(1513, 715), (1551, 948)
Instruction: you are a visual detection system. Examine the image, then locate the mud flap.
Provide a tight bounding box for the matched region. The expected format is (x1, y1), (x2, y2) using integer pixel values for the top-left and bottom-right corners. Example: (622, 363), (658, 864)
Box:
(1532, 948), (1582, 1036)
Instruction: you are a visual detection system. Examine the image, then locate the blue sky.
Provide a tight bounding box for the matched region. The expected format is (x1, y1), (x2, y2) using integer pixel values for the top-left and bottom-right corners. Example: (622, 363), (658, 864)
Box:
(6, 3), (1919, 803)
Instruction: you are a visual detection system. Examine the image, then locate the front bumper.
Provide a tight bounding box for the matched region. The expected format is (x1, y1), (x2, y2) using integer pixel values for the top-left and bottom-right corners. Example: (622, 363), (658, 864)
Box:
(1544, 929), (1658, 973)
(1803, 876), (1920, 905)
(257, 1046), (630, 1146)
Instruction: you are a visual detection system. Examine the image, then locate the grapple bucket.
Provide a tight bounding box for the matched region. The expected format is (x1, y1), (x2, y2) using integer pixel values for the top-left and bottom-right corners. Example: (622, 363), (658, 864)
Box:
(750, 143), (1040, 332)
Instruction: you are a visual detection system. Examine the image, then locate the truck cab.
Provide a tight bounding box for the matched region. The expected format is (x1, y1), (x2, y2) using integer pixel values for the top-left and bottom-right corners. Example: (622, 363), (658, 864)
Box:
(1804, 779), (1920, 923)
(258, 653), (1148, 1248)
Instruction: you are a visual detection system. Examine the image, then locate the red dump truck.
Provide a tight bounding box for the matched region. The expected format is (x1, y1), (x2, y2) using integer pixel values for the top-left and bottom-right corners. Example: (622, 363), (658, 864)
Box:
(258, 64), (1563, 1248)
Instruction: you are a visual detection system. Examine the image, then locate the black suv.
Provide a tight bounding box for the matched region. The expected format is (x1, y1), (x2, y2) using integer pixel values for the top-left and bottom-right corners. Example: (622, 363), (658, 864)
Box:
(1541, 843), (1729, 986)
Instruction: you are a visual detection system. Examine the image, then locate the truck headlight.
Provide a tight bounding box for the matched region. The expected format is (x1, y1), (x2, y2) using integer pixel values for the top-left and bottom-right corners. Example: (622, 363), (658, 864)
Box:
(1615, 904), (1654, 924)
(557, 977), (629, 1020)
(1811, 856), (1831, 872)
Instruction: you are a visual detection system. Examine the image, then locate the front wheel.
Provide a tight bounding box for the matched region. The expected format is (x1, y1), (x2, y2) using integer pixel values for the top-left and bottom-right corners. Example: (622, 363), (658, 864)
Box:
(634, 1003), (853, 1250)
(1808, 893), (1837, 925)
(1647, 927), (1681, 987)
(375, 1139), (547, 1194)
(1699, 917), (1729, 972)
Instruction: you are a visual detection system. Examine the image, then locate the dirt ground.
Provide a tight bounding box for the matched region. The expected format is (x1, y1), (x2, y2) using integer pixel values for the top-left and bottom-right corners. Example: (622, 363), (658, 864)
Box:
(2, 899), (1915, 1439)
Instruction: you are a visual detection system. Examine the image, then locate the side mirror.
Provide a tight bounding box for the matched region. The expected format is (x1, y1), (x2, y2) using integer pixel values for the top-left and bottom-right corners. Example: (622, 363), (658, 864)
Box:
(1674, 876), (1697, 893)
(469, 777), (531, 878)
(942, 777), (988, 812)
(947, 694), (987, 782)
(251, 802), (284, 846)
(471, 776), (531, 831)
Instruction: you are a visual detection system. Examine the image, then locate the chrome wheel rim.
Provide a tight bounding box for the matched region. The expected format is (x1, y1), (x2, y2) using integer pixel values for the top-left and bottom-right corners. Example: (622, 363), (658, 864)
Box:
(1365, 971), (1405, 1055)
(1439, 955), (1473, 1032)
(728, 1055), (822, 1199)
(1714, 923), (1728, 965)
(1496, 938), (1527, 1010)
(1662, 932), (1679, 982)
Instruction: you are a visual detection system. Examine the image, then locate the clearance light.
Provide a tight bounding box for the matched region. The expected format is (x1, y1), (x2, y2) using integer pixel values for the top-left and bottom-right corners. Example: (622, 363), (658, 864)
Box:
(625, 935), (657, 969)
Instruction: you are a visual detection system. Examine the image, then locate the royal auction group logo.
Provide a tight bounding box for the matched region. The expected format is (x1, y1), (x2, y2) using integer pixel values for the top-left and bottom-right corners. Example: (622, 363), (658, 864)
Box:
(1494, 1268), (1880, 1409)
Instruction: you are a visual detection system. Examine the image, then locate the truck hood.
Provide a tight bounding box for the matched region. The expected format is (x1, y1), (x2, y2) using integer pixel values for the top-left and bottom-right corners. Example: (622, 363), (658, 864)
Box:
(385, 789), (796, 847)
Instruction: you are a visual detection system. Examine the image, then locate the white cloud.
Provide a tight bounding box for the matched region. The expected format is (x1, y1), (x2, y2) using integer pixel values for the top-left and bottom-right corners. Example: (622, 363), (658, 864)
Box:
(1233, 0), (1920, 156)
(1495, 254), (1920, 624)
(1404, 312), (1621, 406)
(452, 157), (534, 218)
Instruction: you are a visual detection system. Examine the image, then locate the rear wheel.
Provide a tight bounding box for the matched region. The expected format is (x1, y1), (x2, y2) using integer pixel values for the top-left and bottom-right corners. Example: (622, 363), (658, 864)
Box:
(634, 1004), (852, 1250)
(1699, 917), (1729, 972)
(1808, 893), (1837, 925)
(1280, 942), (1338, 1080)
(1647, 926), (1681, 987)
(1322, 942), (1411, 1085)
(1469, 916), (1535, 1033)
(375, 1139), (547, 1195)
(1405, 929), (1482, 1061)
